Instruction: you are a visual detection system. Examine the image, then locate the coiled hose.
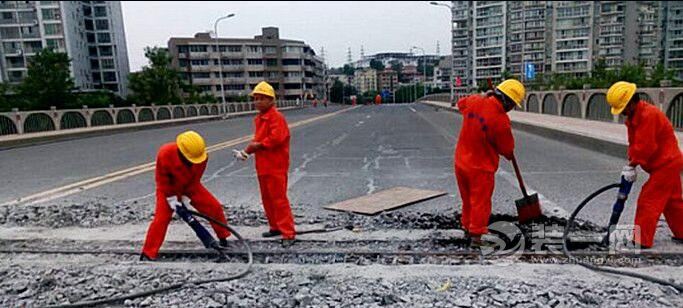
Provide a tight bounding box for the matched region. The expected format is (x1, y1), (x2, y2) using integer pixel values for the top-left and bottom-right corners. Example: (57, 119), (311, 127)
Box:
(48, 210), (253, 308)
(562, 183), (683, 292)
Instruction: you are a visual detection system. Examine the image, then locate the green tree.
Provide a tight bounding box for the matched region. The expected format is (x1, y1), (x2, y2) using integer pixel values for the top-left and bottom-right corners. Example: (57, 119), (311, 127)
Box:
(17, 48), (74, 110)
(342, 64), (355, 76)
(183, 84), (216, 104)
(616, 63), (646, 86)
(128, 47), (184, 105)
(648, 63), (677, 87)
(501, 69), (513, 80)
(589, 58), (611, 88)
(75, 91), (115, 108)
(0, 83), (13, 112)
(329, 80), (346, 103)
(477, 80), (490, 93)
(369, 59), (385, 71)
(425, 65), (435, 78)
(390, 60), (404, 82)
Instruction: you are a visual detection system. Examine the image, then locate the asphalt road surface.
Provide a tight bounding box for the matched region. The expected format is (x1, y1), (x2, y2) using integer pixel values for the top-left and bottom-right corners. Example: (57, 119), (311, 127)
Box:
(2, 103), (665, 234)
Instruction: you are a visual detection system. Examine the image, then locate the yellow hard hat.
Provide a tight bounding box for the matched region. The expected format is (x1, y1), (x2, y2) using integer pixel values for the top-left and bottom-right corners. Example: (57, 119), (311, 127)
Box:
(606, 81), (637, 115)
(176, 130), (207, 164)
(250, 81), (276, 99)
(496, 79), (526, 107)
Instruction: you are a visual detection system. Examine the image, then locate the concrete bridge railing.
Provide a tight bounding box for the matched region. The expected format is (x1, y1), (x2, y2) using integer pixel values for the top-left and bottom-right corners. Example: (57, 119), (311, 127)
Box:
(0, 100), (300, 136)
(419, 88), (683, 129)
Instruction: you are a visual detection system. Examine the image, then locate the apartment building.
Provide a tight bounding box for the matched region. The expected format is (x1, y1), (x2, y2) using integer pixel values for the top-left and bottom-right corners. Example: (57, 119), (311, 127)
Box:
(377, 69), (398, 93)
(447, 1), (677, 85)
(451, 1), (473, 90)
(664, 1), (683, 80)
(0, 1), (130, 96)
(472, 1), (506, 85)
(507, 1), (551, 79)
(353, 68), (377, 94)
(168, 27), (324, 101)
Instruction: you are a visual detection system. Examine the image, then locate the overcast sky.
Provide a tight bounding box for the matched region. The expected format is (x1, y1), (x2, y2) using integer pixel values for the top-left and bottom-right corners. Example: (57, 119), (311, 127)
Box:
(121, 1), (451, 71)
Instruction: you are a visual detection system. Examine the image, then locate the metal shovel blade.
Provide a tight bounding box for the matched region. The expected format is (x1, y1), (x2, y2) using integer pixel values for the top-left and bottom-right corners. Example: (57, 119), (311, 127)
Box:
(515, 193), (542, 224)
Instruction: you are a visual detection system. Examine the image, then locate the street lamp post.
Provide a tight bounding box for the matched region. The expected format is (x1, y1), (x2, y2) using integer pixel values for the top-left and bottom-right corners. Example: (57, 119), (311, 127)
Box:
(430, 2), (454, 102)
(412, 46), (426, 100)
(213, 13), (235, 110)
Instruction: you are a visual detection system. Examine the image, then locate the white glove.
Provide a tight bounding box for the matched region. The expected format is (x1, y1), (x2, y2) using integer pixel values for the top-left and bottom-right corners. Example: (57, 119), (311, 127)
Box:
(232, 149), (250, 161)
(621, 165), (637, 182)
(180, 195), (192, 207)
(166, 196), (182, 211)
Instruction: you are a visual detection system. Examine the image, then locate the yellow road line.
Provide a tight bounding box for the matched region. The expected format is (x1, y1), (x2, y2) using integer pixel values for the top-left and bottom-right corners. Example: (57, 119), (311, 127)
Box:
(2, 106), (358, 206)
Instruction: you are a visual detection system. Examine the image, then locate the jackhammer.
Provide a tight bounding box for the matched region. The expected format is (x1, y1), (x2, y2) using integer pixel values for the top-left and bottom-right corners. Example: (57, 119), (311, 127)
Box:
(601, 176), (633, 246)
(562, 176), (683, 292)
(174, 199), (224, 252)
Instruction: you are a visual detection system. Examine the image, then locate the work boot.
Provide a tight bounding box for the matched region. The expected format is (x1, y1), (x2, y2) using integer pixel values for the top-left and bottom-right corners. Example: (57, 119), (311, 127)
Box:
(672, 237), (683, 245)
(630, 240), (651, 250)
(139, 253), (154, 262)
(219, 238), (229, 248)
(469, 235), (484, 249)
(262, 230), (281, 238)
(469, 235), (494, 250)
(462, 230), (472, 247)
(281, 238), (296, 248)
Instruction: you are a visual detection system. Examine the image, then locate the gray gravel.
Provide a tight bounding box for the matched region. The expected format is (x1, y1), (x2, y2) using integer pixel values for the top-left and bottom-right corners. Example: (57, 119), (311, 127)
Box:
(1, 261), (681, 308)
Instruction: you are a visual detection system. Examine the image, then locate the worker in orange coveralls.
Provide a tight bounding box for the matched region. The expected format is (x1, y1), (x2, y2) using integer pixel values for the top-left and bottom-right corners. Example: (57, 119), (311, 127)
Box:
(233, 81), (296, 247)
(375, 94), (382, 105)
(606, 81), (683, 249)
(141, 131), (231, 261)
(454, 79), (525, 247)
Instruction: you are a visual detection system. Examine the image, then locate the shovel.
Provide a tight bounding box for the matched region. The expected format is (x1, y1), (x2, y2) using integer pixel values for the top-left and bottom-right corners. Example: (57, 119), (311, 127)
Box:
(511, 155), (542, 224)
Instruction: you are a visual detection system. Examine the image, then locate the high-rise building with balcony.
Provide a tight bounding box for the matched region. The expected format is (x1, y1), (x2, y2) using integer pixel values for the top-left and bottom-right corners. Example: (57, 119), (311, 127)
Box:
(551, 1), (596, 78)
(596, 1), (662, 72)
(447, 1), (677, 87)
(663, 1), (683, 81)
(451, 1), (473, 91)
(636, 1), (662, 71)
(472, 1), (506, 86)
(0, 1), (130, 96)
(507, 1), (551, 80)
(168, 27), (324, 101)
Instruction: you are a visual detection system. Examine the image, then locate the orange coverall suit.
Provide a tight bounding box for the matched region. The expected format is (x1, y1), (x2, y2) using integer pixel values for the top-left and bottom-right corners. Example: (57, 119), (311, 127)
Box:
(142, 143), (230, 259)
(253, 106), (296, 239)
(626, 101), (683, 248)
(375, 95), (382, 105)
(455, 94), (515, 235)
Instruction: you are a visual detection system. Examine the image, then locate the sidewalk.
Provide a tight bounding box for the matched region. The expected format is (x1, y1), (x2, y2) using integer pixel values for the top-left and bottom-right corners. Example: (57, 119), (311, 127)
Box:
(421, 100), (683, 157)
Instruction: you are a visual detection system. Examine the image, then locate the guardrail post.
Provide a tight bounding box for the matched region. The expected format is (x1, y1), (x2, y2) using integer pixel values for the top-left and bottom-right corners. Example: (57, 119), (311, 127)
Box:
(82, 105), (92, 127)
(151, 103), (157, 120)
(11, 108), (23, 134)
(50, 106), (60, 132)
(132, 104), (138, 122)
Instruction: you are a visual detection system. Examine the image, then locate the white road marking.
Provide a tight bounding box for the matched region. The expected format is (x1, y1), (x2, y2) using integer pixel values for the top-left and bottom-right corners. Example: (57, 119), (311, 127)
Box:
(2, 107), (359, 207)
